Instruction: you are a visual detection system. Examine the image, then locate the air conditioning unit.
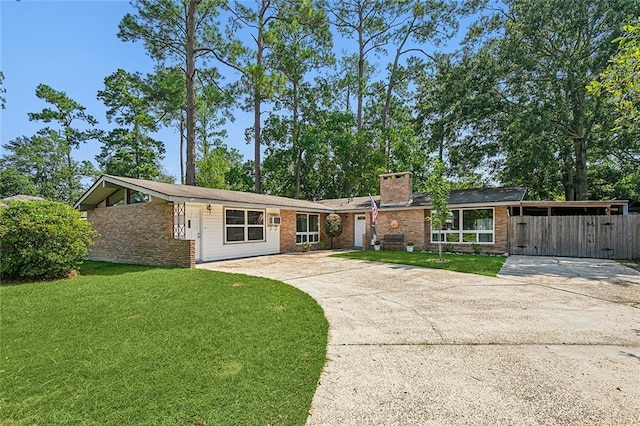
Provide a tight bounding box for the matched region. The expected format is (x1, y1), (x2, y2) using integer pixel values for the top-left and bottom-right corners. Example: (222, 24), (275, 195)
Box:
(268, 215), (282, 226)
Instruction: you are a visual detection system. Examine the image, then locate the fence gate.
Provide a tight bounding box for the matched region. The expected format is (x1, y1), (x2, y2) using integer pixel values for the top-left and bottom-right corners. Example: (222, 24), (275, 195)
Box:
(508, 215), (639, 260)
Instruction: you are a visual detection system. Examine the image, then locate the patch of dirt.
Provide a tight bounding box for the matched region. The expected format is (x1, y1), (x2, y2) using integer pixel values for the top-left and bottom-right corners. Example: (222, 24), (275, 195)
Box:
(124, 314), (148, 320)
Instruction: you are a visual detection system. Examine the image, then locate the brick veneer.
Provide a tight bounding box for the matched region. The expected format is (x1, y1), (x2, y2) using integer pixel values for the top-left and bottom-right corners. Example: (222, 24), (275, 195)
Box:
(423, 206), (509, 254)
(279, 210), (298, 252)
(86, 203), (195, 268)
(374, 209), (426, 250)
(380, 172), (413, 206)
(331, 213), (356, 248)
(279, 210), (331, 253)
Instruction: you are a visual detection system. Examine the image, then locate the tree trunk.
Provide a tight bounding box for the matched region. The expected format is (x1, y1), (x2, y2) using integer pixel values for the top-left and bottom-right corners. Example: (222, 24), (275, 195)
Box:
(562, 154), (575, 201)
(252, 0), (270, 194)
(252, 87), (261, 194)
(356, 5), (364, 132)
(573, 138), (588, 200)
(180, 115), (185, 184)
(382, 21), (412, 170)
(184, 0), (199, 186)
(293, 81), (301, 199)
(65, 145), (73, 205)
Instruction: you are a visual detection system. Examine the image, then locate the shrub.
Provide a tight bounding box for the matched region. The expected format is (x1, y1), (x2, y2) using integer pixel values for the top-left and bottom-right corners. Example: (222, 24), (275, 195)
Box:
(472, 243), (482, 255)
(0, 201), (98, 280)
(324, 214), (343, 249)
(324, 213), (342, 248)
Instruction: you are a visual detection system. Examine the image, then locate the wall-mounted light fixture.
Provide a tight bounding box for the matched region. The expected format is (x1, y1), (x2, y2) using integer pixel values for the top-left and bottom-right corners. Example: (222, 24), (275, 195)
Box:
(207, 204), (212, 215)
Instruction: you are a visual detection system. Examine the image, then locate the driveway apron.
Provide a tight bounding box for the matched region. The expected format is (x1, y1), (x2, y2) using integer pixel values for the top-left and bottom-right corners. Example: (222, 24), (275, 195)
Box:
(198, 253), (640, 425)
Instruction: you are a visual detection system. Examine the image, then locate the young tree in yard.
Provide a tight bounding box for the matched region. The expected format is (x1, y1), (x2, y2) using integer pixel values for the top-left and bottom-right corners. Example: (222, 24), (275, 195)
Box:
(97, 69), (166, 180)
(26, 84), (100, 203)
(119, 0), (224, 186)
(425, 159), (450, 261)
(324, 213), (343, 249)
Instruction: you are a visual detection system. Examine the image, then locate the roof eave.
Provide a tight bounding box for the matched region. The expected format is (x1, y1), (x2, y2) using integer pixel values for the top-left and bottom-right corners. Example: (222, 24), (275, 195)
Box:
(171, 197), (332, 212)
(332, 200), (522, 213)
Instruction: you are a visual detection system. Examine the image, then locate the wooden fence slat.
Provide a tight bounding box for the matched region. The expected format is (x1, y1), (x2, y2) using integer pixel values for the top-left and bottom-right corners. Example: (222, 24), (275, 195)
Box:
(507, 215), (639, 260)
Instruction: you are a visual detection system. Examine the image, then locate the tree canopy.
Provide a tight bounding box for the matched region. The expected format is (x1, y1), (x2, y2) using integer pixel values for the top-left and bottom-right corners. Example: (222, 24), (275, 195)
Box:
(3, 1), (639, 203)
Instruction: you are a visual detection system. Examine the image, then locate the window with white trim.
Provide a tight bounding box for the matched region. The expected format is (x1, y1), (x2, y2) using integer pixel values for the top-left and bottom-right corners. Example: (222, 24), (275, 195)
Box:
(225, 209), (265, 243)
(296, 213), (319, 244)
(431, 208), (494, 244)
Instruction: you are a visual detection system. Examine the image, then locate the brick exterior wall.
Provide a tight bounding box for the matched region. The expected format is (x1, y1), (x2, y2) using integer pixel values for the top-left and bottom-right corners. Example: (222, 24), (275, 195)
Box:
(332, 213), (357, 248)
(279, 210), (298, 252)
(380, 172), (413, 206)
(279, 210), (329, 253)
(86, 203), (195, 268)
(423, 206), (509, 254)
(374, 209), (427, 250)
(278, 206), (510, 254)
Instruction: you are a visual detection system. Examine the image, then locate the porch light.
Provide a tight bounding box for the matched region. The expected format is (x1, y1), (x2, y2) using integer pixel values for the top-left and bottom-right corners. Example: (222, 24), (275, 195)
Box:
(207, 204), (212, 214)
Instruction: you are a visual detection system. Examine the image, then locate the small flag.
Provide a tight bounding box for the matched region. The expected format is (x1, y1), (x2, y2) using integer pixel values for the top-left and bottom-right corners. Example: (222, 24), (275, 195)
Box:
(369, 194), (379, 226)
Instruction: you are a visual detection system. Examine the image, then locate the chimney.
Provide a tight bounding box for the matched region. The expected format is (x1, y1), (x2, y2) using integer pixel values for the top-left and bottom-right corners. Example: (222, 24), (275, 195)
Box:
(379, 172), (413, 207)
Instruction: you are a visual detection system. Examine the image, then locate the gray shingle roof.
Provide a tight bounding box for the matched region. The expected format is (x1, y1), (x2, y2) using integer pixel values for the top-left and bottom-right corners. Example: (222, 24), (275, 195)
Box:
(413, 186), (527, 206)
(75, 175), (333, 211)
(76, 175), (526, 212)
(317, 195), (380, 211)
(319, 186), (527, 212)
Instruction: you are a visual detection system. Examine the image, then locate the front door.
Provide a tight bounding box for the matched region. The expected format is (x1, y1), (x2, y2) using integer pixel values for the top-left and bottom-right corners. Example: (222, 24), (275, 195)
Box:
(186, 208), (201, 261)
(354, 215), (366, 248)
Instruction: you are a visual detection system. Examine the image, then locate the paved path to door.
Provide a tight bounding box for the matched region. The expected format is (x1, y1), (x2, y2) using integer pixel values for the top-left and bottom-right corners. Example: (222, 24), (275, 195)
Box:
(199, 253), (640, 425)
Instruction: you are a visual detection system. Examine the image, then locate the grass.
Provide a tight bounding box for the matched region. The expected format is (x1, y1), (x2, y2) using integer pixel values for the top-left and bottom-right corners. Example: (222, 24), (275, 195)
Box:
(332, 250), (506, 277)
(0, 261), (328, 425)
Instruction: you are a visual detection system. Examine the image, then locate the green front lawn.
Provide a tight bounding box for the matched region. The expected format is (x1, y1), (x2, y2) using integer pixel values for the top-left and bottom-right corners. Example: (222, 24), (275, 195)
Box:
(332, 250), (506, 277)
(0, 261), (328, 425)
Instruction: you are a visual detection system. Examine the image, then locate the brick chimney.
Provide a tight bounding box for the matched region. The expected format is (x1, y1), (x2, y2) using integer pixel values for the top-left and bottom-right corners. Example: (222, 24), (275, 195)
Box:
(379, 172), (413, 207)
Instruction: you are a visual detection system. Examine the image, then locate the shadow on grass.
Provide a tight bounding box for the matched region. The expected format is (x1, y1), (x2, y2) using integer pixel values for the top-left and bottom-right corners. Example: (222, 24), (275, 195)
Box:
(1, 261), (177, 285)
(79, 260), (169, 276)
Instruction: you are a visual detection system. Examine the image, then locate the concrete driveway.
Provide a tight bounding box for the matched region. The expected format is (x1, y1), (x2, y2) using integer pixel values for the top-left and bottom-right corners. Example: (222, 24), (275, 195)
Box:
(198, 253), (640, 425)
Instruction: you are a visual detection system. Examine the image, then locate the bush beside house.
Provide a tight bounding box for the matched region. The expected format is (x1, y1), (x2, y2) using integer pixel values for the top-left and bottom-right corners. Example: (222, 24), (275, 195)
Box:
(0, 201), (98, 280)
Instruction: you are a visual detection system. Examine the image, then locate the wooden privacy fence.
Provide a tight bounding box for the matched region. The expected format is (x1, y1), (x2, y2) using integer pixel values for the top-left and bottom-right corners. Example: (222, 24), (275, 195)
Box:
(508, 215), (640, 260)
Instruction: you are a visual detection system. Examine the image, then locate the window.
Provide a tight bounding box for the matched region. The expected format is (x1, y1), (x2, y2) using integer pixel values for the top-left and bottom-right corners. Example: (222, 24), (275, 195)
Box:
(128, 190), (149, 204)
(296, 213), (319, 244)
(225, 209), (265, 243)
(106, 189), (125, 207)
(431, 208), (494, 244)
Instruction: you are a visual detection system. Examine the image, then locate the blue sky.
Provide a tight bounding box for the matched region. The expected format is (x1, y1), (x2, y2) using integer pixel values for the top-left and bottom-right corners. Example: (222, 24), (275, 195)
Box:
(0, 0), (249, 179)
(1, 0), (464, 181)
